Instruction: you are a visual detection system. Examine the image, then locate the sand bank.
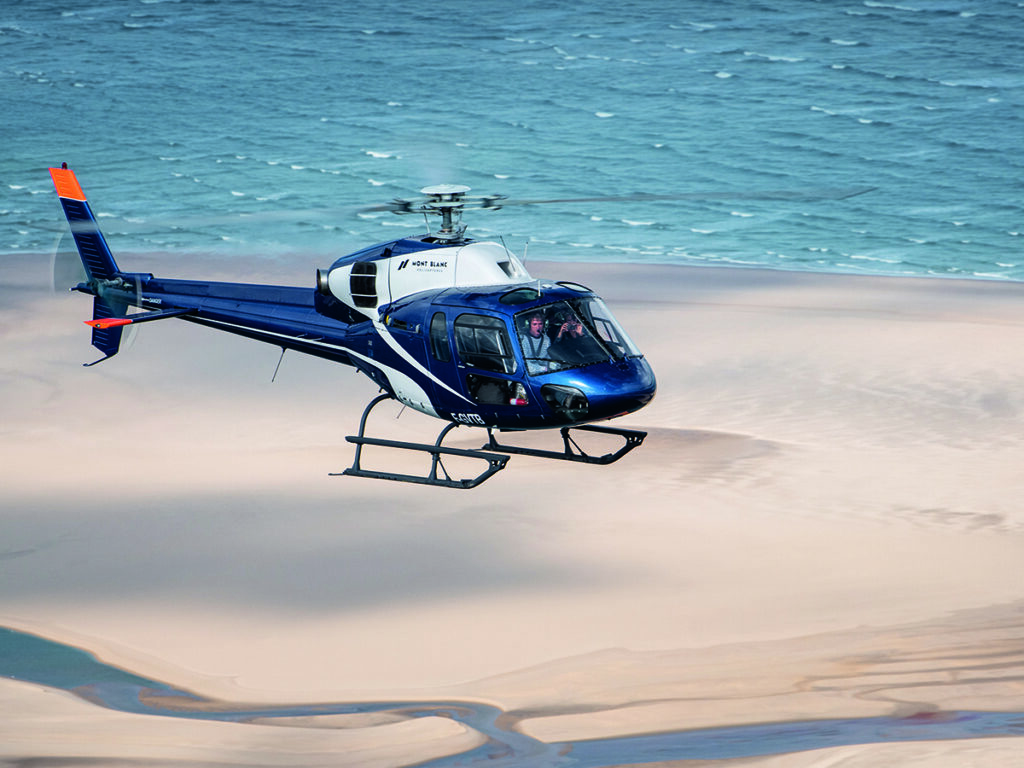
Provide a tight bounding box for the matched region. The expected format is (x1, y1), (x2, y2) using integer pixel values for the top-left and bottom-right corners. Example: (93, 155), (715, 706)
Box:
(2, 252), (1023, 764)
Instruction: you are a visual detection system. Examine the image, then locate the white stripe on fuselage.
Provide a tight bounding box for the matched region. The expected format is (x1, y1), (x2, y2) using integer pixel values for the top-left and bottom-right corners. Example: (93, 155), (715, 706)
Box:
(371, 319), (469, 402)
(187, 316), (471, 412)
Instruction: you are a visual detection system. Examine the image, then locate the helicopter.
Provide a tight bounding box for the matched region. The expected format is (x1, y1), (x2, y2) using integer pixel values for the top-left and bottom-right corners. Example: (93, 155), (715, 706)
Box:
(49, 165), (661, 488)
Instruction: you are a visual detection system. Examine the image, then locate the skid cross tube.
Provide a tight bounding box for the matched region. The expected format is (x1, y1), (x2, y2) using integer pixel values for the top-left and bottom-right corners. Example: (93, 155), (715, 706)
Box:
(334, 394), (511, 489)
(484, 423), (647, 465)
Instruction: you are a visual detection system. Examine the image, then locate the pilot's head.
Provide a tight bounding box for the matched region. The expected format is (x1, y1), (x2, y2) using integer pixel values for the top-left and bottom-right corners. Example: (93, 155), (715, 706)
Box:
(525, 312), (545, 338)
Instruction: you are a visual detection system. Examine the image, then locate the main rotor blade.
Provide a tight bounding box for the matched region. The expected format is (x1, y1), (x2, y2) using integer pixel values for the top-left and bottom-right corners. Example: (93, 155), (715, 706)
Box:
(43, 186), (876, 239)
(360, 186), (876, 215)
(499, 187), (877, 206)
(40, 206), (364, 236)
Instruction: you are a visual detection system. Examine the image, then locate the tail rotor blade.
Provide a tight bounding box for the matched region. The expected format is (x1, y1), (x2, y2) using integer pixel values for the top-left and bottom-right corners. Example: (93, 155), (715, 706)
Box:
(50, 229), (87, 294)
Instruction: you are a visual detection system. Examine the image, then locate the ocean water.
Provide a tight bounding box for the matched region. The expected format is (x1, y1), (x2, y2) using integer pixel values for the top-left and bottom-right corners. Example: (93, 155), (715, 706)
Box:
(3, 0), (1023, 280)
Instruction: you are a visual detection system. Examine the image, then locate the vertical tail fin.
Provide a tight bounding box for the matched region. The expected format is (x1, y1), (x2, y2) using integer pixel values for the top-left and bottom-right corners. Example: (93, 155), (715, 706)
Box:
(49, 166), (121, 282)
(50, 166), (127, 364)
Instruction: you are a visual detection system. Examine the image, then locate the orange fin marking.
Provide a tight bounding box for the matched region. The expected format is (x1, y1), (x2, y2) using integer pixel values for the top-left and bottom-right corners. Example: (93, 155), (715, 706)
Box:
(49, 167), (86, 201)
(85, 318), (133, 330)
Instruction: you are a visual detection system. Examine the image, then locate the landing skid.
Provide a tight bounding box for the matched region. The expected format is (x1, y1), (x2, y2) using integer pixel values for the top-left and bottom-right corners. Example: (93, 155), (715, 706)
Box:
(333, 394), (510, 489)
(335, 395), (647, 488)
(483, 424), (647, 465)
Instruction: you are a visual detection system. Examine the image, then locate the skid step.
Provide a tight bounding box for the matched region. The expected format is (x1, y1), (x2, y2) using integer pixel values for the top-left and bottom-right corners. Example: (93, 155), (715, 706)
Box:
(484, 424), (647, 465)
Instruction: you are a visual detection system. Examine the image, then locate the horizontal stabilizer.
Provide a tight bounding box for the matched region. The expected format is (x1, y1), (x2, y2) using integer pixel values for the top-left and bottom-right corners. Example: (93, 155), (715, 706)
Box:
(84, 307), (193, 330)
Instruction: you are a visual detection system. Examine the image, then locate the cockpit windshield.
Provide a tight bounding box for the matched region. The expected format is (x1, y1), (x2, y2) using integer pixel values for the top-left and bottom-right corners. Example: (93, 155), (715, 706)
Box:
(515, 297), (641, 375)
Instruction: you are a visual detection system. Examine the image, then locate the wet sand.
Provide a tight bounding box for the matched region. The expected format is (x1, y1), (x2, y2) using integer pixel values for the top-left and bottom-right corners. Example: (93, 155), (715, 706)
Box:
(2, 252), (1023, 765)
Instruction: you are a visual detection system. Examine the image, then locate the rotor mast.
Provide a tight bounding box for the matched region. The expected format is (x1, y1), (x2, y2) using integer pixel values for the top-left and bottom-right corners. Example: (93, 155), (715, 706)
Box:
(420, 184), (470, 240)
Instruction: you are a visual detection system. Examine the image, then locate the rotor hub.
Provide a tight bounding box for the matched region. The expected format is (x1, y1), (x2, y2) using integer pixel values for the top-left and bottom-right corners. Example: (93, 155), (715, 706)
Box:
(379, 185), (508, 241)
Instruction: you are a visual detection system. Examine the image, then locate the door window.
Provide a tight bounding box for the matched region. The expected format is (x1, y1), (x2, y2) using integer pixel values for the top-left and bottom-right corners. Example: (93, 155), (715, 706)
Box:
(453, 314), (516, 374)
(429, 311), (451, 362)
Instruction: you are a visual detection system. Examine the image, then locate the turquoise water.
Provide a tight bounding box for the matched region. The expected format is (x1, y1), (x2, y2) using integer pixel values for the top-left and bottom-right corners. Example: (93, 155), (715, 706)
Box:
(3, 0), (1023, 279)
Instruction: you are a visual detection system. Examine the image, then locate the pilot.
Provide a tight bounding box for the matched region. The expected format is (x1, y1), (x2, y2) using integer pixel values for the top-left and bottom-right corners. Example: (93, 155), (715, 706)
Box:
(520, 311), (551, 374)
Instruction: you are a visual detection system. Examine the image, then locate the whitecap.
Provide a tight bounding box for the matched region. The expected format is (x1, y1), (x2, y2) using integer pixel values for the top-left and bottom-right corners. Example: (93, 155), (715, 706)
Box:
(623, 219), (654, 226)
(714, 71), (733, 79)
(830, 39), (861, 46)
(290, 164), (304, 170)
(595, 111), (615, 118)
(364, 150), (393, 158)
(367, 179), (385, 186)
(743, 51), (804, 63)
(730, 211), (753, 217)
(230, 190), (245, 197)
(864, 1), (919, 10)
(493, 174), (510, 179)
(691, 228), (715, 234)
(850, 253), (900, 264)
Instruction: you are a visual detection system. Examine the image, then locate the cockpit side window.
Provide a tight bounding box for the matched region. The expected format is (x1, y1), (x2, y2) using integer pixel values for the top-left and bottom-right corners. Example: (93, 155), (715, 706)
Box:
(453, 314), (516, 374)
(429, 311), (451, 362)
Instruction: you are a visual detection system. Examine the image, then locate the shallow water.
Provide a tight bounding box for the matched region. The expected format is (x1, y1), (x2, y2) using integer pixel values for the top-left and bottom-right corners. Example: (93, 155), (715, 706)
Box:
(3, 627), (1023, 766)
(4, 0), (1024, 280)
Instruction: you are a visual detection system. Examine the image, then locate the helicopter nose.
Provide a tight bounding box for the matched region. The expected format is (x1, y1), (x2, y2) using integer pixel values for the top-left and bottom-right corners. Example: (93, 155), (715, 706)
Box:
(585, 358), (657, 420)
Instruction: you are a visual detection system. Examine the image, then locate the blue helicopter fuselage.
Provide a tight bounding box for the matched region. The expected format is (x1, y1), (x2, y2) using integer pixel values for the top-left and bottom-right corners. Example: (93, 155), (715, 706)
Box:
(102, 238), (655, 432)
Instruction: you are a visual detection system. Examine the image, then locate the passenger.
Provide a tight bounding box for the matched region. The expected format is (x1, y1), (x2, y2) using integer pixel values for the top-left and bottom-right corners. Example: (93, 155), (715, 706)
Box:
(520, 311), (551, 374)
(551, 313), (602, 364)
